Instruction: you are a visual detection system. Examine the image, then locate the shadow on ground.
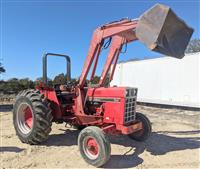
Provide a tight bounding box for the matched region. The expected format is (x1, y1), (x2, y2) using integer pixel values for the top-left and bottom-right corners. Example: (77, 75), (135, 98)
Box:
(45, 130), (200, 168)
(0, 146), (25, 153)
(1, 129), (199, 167)
(105, 131), (200, 168)
(0, 104), (13, 112)
(44, 129), (80, 147)
(44, 129), (200, 168)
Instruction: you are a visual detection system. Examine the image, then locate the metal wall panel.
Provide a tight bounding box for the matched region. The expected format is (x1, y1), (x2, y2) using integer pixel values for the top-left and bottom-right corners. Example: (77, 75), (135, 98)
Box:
(111, 52), (200, 108)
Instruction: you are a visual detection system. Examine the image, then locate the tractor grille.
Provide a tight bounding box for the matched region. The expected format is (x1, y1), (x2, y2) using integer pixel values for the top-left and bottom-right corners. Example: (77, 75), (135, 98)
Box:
(124, 88), (137, 124)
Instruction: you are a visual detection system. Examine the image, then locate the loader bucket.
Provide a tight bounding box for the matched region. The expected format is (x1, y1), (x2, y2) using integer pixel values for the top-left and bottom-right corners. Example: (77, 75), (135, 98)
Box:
(136, 3), (193, 59)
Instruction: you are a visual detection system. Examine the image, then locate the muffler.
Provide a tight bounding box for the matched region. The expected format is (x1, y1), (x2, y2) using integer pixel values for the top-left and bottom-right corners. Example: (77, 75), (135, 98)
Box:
(136, 3), (194, 59)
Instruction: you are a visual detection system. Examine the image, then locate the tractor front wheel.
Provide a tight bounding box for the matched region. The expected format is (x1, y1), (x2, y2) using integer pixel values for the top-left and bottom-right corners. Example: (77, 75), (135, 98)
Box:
(13, 89), (53, 144)
(128, 113), (152, 141)
(78, 126), (111, 167)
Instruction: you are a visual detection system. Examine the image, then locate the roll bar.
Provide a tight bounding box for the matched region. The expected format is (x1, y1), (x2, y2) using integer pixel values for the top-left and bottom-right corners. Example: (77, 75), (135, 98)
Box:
(42, 53), (71, 85)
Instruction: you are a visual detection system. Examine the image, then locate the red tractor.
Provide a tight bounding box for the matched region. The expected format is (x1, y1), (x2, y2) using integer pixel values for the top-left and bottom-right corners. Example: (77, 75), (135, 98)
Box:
(13, 4), (193, 167)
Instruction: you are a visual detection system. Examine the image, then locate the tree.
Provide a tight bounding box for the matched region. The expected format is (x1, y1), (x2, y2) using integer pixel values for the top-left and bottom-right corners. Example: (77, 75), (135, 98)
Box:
(90, 76), (100, 84)
(19, 78), (35, 89)
(185, 39), (200, 54)
(0, 63), (5, 74)
(89, 75), (110, 87)
(5, 78), (20, 93)
(0, 78), (35, 94)
(35, 77), (53, 87)
(53, 73), (66, 85)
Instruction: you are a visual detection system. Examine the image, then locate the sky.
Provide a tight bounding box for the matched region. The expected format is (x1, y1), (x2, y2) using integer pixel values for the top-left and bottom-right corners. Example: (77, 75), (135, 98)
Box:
(0, 0), (199, 81)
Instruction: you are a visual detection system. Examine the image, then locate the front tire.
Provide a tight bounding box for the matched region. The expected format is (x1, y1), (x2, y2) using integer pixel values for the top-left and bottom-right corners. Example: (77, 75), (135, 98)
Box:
(78, 126), (111, 167)
(128, 113), (152, 141)
(13, 89), (53, 144)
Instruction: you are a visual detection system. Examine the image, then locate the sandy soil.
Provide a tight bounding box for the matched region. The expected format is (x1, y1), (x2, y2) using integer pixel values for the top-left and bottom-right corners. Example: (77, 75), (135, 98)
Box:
(0, 105), (200, 169)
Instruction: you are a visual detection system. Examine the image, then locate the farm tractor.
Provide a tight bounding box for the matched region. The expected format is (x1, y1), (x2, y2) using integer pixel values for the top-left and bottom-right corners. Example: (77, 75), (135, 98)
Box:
(13, 4), (193, 167)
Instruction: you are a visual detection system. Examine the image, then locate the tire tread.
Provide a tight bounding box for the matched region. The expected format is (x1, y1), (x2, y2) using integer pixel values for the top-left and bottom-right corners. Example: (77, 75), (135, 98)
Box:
(13, 89), (53, 145)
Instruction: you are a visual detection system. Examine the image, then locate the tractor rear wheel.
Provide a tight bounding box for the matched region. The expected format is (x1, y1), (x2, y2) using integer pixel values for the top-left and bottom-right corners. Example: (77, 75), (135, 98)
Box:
(78, 126), (111, 167)
(13, 89), (53, 144)
(128, 113), (152, 141)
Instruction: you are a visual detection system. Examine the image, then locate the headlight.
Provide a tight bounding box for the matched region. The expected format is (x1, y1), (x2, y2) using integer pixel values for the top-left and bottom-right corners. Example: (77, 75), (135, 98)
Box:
(131, 89), (136, 96)
(126, 89), (130, 97)
(126, 88), (137, 97)
(125, 90), (129, 97)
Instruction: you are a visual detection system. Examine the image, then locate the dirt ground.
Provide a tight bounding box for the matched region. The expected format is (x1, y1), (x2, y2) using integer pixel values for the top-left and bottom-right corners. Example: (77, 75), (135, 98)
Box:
(0, 105), (200, 169)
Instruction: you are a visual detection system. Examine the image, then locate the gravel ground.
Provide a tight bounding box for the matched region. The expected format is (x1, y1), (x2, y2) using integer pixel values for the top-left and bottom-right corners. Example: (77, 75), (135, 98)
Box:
(0, 105), (200, 169)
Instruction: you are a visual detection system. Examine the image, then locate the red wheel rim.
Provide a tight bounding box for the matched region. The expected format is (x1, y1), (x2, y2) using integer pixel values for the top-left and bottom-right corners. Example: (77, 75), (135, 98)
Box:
(24, 106), (33, 128)
(135, 121), (144, 136)
(83, 136), (99, 159)
(17, 103), (33, 134)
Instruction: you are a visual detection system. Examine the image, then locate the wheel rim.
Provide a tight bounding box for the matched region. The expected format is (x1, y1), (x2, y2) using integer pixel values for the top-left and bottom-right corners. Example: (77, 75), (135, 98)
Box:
(83, 136), (99, 160)
(16, 103), (33, 134)
(135, 121), (144, 136)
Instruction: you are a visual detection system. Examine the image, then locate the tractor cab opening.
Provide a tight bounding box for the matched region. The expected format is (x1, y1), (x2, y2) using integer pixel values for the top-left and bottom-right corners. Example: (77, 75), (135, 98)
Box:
(42, 53), (75, 105)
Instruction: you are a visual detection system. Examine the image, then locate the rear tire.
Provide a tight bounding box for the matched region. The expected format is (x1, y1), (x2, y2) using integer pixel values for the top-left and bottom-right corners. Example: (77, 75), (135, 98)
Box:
(78, 126), (111, 167)
(128, 113), (152, 141)
(13, 89), (53, 144)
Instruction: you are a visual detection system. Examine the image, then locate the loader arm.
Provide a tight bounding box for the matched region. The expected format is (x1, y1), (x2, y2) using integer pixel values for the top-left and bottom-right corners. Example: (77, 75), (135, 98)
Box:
(76, 3), (193, 116)
(78, 19), (138, 88)
(79, 3), (193, 89)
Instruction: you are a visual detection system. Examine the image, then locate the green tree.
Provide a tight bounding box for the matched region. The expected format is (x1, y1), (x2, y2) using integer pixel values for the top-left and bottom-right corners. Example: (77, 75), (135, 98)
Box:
(19, 78), (35, 89)
(1, 78), (35, 94)
(185, 39), (200, 54)
(90, 76), (100, 84)
(89, 75), (110, 87)
(0, 80), (6, 93)
(35, 77), (53, 87)
(53, 73), (66, 85)
(5, 78), (20, 93)
(0, 63), (5, 74)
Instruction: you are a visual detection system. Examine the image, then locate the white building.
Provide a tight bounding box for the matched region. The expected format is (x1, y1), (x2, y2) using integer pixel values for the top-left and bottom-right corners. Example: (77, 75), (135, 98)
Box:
(111, 52), (200, 108)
